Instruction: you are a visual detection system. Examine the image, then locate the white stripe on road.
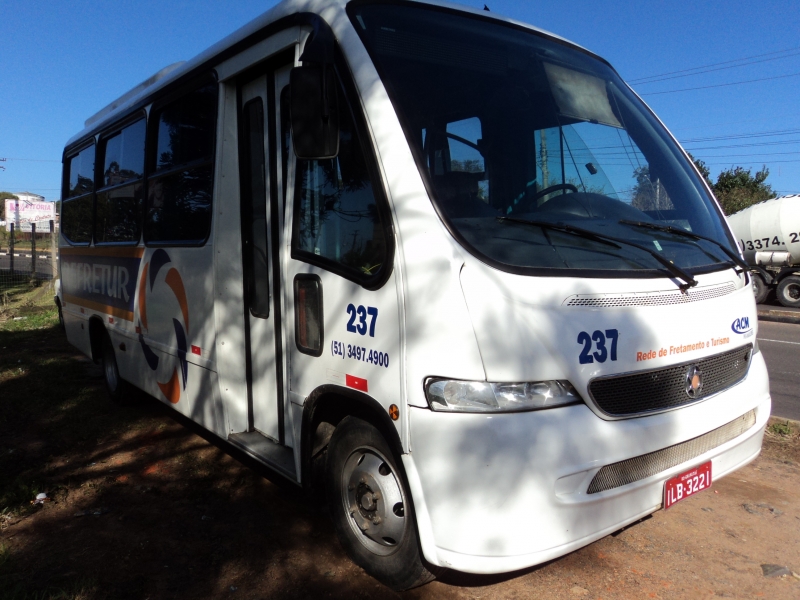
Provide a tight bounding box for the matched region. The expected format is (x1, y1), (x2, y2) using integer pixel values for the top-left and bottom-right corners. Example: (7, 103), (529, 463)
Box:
(758, 338), (800, 346)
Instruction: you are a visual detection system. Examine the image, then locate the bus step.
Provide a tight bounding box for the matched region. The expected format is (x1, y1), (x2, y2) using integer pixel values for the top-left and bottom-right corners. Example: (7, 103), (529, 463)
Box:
(228, 431), (297, 481)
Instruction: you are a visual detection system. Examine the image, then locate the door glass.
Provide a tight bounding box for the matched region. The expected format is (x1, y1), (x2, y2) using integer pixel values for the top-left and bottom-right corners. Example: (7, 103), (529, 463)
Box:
(291, 78), (388, 281)
(242, 98), (270, 318)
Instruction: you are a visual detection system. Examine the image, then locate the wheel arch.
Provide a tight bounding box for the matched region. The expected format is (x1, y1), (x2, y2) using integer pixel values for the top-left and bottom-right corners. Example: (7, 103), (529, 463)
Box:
(88, 316), (107, 364)
(301, 384), (403, 495)
(773, 267), (800, 284)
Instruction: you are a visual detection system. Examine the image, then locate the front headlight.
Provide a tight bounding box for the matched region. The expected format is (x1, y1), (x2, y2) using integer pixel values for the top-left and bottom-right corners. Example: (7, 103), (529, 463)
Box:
(424, 378), (582, 413)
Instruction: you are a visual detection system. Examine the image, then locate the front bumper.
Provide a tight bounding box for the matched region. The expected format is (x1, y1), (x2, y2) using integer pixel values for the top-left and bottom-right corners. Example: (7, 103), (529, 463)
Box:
(403, 353), (770, 574)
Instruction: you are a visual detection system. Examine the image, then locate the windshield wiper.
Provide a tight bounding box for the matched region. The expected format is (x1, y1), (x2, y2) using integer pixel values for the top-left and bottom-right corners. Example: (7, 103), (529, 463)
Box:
(497, 216), (698, 290)
(618, 219), (748, 271)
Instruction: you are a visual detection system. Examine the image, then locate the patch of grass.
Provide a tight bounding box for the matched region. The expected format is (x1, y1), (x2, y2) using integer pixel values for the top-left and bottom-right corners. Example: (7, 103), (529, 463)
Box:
(0, 282), (57, 331)
(769, 420), (793, 436)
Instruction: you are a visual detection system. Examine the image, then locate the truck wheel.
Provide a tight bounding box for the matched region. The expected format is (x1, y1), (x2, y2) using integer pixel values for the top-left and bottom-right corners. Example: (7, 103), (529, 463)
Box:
(101, 331), (135, 404)
(776, 275), (800, 308)
(326, 416), (435, 591)
(751, 273), (769, 304)
(56, 300), (65, 332)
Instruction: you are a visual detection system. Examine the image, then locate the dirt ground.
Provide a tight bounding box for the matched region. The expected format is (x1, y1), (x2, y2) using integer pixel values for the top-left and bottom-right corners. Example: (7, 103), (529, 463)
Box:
(1, 310), (799, 599)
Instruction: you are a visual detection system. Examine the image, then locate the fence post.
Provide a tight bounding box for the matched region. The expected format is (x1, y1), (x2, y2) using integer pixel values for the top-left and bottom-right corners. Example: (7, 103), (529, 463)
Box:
(9, 223), (14, 275)
(50, 220), (57, 285)
(31, 223), (37, 282)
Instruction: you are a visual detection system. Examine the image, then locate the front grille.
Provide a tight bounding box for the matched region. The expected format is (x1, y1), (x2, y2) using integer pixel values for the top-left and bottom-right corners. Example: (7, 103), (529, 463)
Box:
(564, 283), (735, 308)
(587, 409), (757, 494)
(589, 344), (753, 417)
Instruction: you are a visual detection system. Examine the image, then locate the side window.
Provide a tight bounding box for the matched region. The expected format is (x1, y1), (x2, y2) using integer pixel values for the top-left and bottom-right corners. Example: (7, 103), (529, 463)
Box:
(61, 144), (95, 244)
(145, 82), (217, 244)
(95, 119), (145, 244)
(291, 77), (388, 282)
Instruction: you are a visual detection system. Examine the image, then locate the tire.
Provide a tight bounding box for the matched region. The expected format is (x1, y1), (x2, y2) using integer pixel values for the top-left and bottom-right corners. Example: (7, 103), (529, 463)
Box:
(326, 416), (436, 591)
(776, 275), (800, 308)
(101, 331), (136, 404)
(751, 272), (769, 305)
(56, 301), (65, 332)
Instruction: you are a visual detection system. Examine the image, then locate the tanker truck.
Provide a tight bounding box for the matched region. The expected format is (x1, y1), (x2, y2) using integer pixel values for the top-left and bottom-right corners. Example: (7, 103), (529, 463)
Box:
(727, 193), (800, 307)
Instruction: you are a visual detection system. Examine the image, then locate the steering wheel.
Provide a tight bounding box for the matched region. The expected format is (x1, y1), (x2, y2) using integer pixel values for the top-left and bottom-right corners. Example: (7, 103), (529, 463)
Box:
(533, 183), (578, 202)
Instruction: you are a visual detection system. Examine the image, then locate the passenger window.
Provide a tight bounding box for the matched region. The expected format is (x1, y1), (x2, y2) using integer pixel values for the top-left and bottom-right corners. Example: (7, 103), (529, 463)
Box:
(95, 119), (145, 244)
(67, 145), (95, 198)
(291, 78), (388, 281)
(145, 82), (217, 245)
(62, 144), (95, 244)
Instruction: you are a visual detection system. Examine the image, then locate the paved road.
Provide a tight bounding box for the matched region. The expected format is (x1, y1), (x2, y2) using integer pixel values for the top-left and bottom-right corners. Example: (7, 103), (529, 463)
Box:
(757, 319), (800, 421)
(0, 254), (55, 279)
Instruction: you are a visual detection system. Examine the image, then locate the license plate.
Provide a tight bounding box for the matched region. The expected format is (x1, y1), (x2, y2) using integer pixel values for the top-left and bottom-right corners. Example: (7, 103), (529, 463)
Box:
(663, 461), (712, 510)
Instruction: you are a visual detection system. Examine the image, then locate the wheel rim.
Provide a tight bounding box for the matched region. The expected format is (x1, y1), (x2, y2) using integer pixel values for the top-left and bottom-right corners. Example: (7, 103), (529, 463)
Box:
(340, 447), (407, 556)
(104, 341), (119, 392)
(786, 282), (800, 301)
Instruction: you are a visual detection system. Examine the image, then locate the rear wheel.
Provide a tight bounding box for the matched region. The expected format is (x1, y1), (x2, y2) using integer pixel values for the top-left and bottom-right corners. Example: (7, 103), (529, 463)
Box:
(776, 275), (800, 308)
(101, 331), (135, 404)
(56, 300), (65, 332)
(326, 416), (435, 591)
(751, 272), (769, 304)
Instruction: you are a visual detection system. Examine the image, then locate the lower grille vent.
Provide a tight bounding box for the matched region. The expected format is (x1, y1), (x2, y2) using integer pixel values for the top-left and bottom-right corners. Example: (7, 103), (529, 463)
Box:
(587, 409), (757, 494)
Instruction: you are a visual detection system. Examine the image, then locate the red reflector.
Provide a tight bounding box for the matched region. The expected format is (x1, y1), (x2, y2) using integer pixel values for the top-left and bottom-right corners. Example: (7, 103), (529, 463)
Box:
(191, 345), (201, 356)
(108, 317), (114, 324)
(346, 374), (368, 393)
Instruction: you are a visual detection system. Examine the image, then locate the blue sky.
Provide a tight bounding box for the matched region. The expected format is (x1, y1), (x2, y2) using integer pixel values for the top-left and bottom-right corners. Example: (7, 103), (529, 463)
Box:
(1, 0), (798, 201)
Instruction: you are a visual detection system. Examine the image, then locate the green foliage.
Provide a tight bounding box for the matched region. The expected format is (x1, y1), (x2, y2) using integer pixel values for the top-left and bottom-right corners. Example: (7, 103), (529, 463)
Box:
(688, 154), (712, 187)
(686, 155), (774, 216)
(713, 166), (774, 215)
(769, 421), (792, 436)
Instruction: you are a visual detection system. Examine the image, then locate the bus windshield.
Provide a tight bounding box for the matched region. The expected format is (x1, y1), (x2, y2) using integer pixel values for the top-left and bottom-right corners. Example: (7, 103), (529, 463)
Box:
(349, 3), (736, 276)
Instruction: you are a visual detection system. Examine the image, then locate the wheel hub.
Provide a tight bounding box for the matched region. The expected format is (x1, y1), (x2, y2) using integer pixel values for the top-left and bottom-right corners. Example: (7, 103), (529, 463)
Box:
(342, 449), (406, 555)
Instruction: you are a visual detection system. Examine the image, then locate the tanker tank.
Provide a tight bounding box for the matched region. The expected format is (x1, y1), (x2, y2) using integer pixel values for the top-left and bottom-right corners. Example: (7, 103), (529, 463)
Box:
(727, 194), (800, 307)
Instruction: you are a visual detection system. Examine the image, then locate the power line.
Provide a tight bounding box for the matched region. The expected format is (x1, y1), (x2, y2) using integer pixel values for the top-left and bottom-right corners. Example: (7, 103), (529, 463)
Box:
(631, 50), (800, 85)
(682, 139), (800, 150)
(680, 128), (800, 143)
(628, 46), (800, 84)
(640, 71), (800, 95)
(1, 157), (61, 163)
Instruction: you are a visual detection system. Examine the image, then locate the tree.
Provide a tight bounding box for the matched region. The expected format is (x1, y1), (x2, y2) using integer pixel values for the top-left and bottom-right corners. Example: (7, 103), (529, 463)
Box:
(688, 154), (712, 187)
(0, 191), (19, 221)
(686, 155), (774, 216)
(713, 166), (774, 215)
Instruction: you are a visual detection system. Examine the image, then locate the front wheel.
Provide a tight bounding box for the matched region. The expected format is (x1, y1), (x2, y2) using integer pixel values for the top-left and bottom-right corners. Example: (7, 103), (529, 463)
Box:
(326, 416), (435, 591)
(776, 275), (800, 308)
(751, 272), (769, 304)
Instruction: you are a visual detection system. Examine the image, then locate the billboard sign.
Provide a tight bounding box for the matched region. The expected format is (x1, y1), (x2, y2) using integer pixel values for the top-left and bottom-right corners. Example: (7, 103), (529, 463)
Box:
(5, 198), (56, 232)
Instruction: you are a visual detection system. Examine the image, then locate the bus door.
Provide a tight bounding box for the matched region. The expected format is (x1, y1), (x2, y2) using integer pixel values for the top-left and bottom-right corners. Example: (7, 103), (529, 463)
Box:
(238, 64), (293, 447)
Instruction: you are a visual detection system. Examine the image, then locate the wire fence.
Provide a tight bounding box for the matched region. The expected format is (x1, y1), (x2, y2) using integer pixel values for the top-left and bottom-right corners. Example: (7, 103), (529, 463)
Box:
(0, 222), (58, 295)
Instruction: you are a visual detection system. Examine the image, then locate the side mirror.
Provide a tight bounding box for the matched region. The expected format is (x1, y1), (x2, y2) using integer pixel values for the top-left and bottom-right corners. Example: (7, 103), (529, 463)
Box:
(289, 65), (339, 160)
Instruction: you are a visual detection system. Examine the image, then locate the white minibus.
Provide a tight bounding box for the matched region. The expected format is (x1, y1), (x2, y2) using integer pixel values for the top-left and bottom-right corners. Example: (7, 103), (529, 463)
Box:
(58, 0), (770, 590)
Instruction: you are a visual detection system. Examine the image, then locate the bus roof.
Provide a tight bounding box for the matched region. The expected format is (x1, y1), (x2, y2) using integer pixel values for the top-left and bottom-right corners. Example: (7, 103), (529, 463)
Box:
(64, 0), (591, 151)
